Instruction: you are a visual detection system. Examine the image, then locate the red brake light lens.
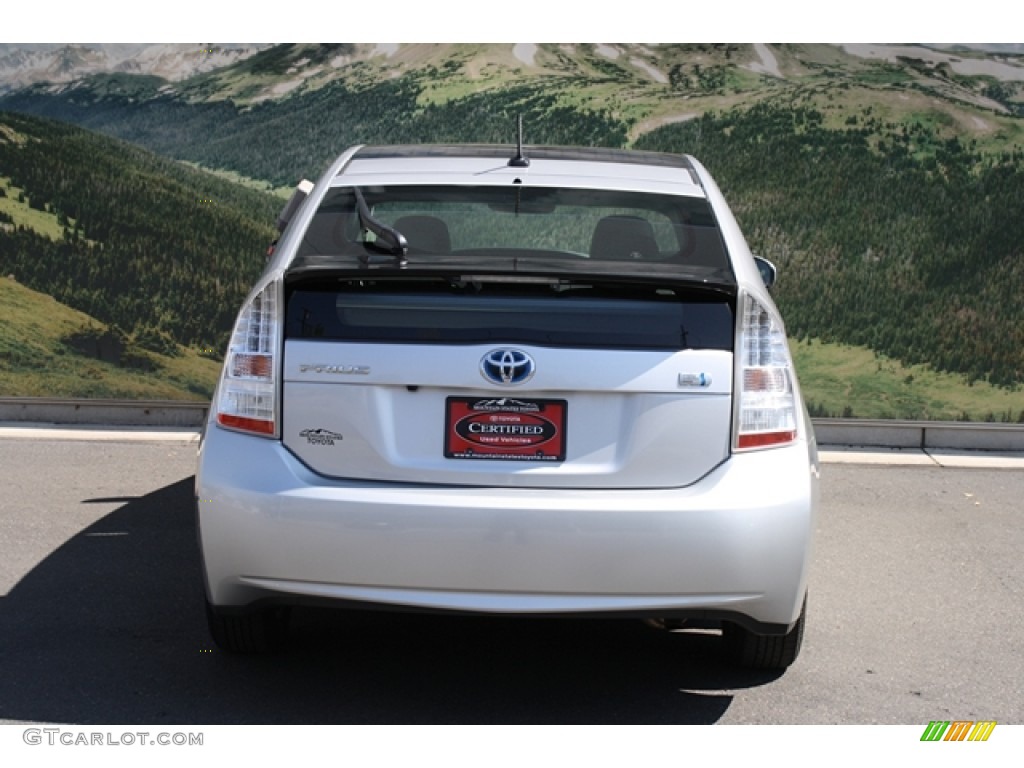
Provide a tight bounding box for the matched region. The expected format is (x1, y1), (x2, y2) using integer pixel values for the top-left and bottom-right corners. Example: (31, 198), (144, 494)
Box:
(215, 280), (281, 438)
(734, 292), (799, 451)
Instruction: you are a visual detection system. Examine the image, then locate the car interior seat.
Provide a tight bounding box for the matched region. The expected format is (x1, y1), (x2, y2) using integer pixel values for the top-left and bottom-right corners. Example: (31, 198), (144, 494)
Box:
(589, 215), (659, 260)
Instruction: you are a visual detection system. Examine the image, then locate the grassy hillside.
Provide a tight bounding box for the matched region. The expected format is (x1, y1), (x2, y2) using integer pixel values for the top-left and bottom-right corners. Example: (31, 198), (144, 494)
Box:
(793, 339), (1023, 423)
(0, 276), (218, 400)
(0, 175), (67, 240)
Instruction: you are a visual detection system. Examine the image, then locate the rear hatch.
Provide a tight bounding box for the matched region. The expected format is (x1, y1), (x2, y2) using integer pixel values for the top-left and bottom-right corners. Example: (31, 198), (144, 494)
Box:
(281, 273), (735, 489)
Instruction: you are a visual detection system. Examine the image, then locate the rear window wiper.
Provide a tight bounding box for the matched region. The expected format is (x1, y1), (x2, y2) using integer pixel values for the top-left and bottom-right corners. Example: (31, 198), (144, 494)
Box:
(353, 187), (409, 266)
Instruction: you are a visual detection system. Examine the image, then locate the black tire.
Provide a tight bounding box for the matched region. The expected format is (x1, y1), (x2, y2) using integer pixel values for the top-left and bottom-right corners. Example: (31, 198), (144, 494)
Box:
(723, 596), (806, 670)
(206, 601), (291, 654)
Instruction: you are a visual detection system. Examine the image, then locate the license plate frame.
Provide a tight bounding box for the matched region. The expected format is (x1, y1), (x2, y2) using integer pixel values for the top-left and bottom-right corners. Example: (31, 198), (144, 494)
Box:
(444, 396), (568, 462)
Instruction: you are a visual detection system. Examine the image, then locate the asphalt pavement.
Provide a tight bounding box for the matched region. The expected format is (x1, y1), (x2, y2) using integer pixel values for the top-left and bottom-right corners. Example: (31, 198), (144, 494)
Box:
(0, 433), (1021, 724)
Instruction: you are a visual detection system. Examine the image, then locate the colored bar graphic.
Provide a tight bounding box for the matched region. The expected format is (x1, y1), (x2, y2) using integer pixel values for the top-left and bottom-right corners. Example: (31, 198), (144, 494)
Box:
(967, 721), (997, 742)
(945, 721), (973, 741)
(921, 720), (996, 742)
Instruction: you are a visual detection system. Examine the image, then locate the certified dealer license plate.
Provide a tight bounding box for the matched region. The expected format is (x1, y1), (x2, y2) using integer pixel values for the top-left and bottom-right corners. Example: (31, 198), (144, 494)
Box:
(444, 397), (567, 462)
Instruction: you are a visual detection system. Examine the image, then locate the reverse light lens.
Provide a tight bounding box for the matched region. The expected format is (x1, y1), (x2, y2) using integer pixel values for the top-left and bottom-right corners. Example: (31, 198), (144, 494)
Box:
(230, 353), (273, 379)
(735, 292), (798, 451)
(215, 280), (280, 437)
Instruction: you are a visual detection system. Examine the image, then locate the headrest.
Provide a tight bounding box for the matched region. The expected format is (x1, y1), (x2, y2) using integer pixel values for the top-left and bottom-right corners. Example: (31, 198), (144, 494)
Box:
(589, 215), (658, 260)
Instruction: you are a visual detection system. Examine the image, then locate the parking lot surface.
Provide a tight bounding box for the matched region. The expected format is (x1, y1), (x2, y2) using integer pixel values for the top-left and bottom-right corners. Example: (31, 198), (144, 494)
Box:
(0, 438), (1021, 724)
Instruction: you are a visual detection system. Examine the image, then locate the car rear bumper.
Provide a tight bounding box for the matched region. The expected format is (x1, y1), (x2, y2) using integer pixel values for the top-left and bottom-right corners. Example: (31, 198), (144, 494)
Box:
(197, 425), (818, 631)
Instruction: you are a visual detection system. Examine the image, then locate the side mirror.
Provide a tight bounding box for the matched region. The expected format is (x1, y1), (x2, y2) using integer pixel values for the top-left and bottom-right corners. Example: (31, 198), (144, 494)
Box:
(753, 255), (777, 289)
(275, 179), (314, 233)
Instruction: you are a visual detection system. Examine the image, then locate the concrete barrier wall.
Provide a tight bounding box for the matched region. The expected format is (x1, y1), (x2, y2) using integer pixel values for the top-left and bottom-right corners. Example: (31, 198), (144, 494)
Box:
(0, 397), (208, 428)
(2, 398), (1023, 452)
(812, 419), (1024, 452)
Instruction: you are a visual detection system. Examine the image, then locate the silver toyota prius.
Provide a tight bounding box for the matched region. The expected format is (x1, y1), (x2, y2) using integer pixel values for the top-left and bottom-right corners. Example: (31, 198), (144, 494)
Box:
(196, 143), (819, 669)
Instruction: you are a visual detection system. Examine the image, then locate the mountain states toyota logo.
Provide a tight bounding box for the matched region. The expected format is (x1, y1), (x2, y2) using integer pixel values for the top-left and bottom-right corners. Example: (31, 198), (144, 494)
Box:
(299, 428), (344, 446)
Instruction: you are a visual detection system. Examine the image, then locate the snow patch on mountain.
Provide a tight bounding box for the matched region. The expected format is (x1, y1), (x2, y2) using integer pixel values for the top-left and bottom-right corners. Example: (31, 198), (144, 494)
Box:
(513, 44), (537, 67)
(270, 77), (306, 96)
(843, 44), (1024, 82)
(630, 57), (667, 83)
(632, 112), (697, 137)
(747, 43), (783, 78)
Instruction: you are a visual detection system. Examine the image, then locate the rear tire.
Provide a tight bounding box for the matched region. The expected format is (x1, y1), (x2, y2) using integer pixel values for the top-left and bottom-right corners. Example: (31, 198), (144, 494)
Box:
(206, 601), (291, 654)
(723, 596), (806, 670)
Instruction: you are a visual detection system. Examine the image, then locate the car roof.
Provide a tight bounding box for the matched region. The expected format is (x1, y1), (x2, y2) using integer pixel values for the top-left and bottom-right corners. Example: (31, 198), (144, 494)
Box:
(354, 144), (695, 168)
(337, 144), (706, 196)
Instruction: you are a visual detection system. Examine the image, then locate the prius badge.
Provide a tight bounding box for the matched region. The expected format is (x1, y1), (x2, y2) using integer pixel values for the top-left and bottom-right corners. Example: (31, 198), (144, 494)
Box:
(299, 363), (370, 375)
(480, 348), (535, 386)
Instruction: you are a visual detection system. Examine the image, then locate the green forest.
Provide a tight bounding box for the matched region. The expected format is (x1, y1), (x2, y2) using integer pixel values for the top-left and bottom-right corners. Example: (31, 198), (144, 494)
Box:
(0, 77), (628, 188)
(636, 102), (1024, 389)
(0, 112), (277, 354)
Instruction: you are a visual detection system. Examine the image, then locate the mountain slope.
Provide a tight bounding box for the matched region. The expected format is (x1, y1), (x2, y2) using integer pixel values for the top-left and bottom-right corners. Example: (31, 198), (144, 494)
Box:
(636, 102), (1024, 388)
(3, 44), (1022, 184)
(0, 111), (278, 358)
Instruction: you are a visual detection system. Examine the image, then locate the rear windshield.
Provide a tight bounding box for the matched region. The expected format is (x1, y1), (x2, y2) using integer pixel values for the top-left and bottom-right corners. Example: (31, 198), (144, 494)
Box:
(296, 185), (731, 273)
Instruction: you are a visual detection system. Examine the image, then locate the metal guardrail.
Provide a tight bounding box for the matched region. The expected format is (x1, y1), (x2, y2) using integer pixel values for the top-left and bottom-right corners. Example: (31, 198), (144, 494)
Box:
(1, 397), (1023, 452)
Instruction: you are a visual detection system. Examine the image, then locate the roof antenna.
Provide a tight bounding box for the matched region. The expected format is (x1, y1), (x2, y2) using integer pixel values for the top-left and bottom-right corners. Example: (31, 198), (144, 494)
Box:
(508, 114), (530, 168)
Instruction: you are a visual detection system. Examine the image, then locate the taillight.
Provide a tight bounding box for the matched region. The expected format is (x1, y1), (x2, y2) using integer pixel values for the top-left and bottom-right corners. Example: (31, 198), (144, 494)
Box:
(734, 291), (798, 451)
(215, 278), (281, 438)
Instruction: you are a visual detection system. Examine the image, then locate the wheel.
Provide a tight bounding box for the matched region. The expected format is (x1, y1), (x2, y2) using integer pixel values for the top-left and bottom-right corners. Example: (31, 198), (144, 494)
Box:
(206, 600), (291, 654)
(723, 595), (806, 670)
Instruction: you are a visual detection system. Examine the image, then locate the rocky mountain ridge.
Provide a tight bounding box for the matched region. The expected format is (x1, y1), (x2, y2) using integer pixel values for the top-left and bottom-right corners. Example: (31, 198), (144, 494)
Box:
(0, 43), (267, 93)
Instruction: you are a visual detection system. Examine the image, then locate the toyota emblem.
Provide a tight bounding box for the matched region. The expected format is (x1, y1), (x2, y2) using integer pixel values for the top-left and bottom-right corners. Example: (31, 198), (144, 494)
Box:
(480, 348), (536, 386)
